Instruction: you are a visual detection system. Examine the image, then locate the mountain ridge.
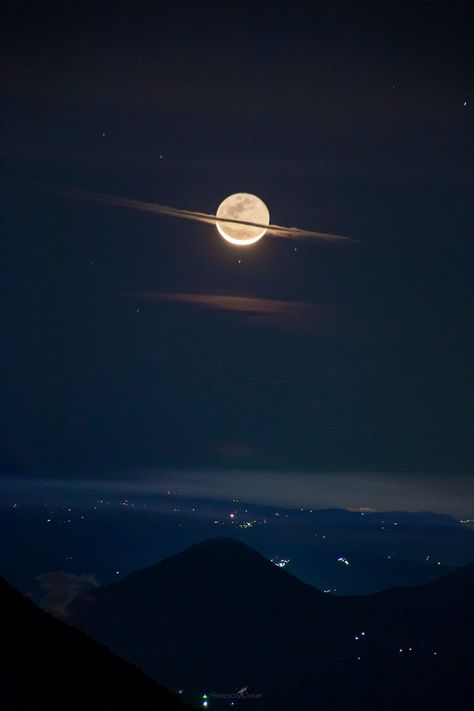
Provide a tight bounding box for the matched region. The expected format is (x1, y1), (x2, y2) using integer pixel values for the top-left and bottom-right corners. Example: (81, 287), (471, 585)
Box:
(0, 576), (193, 711)
(68, 537), (474, 710)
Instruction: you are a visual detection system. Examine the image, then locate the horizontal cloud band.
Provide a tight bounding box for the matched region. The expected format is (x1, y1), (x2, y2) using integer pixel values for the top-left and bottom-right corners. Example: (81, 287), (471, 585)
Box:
(31, 183), (355, 243)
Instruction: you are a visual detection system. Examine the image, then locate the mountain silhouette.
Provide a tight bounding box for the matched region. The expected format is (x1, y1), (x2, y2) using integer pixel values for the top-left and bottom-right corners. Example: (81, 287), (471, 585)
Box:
(69, 537), (474, 710)
(0, 576), (193, 711)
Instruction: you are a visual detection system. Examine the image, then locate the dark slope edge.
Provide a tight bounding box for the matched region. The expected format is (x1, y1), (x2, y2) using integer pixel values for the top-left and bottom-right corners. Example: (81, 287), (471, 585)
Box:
(69, 537), (474, 711)
(0, 577), (193, 711)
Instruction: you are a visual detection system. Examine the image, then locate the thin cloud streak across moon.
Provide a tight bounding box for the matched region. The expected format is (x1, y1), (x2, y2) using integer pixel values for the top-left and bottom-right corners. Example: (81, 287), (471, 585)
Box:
(32, 183), (354, 243)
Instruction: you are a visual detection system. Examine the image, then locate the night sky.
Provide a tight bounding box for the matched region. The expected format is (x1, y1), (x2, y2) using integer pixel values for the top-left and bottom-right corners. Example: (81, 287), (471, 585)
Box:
(2, 2), (472, 498)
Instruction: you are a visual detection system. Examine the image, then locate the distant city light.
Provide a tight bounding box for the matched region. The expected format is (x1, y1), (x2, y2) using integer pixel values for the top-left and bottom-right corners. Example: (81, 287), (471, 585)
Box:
(345, 506), (375, 513)
(271, 555), (291, 568)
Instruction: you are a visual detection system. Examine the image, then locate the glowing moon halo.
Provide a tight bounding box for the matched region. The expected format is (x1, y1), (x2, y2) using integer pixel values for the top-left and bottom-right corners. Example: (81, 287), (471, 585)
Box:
(216, 193), (270, 246)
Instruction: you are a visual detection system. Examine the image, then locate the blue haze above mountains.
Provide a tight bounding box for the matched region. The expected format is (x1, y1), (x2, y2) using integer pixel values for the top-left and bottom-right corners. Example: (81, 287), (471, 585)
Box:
(3, 479), (473, 597)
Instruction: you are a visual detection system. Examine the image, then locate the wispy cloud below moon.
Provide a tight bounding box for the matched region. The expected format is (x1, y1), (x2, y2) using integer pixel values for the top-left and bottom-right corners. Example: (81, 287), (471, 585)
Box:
(27, 182), (354, 243)
(149, 292), (319, 314)
(130, 291), (326, 327)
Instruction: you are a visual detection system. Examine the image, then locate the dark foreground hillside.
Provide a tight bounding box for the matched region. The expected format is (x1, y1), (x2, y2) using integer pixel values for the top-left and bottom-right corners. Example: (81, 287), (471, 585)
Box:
(0, 577), (192, 711)
(70, 537), (474, 710)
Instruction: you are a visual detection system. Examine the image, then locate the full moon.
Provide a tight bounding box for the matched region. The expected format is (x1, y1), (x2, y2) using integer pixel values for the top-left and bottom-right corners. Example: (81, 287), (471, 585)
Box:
(216, 193), (270, 246)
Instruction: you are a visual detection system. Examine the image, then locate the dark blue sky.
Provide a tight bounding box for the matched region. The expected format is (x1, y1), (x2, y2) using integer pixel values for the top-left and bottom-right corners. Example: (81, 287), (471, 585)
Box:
(2, 1), (472, 484)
